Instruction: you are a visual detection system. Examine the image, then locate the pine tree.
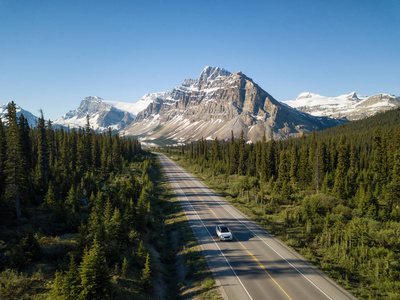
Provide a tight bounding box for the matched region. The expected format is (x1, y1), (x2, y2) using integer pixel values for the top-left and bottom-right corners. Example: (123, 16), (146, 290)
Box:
(0, 117), (6, 197)
(260, 132), (267, 180)
(20, 227), (41, 261)
(266, 130), (276, 179)
(37, 110), (49, 186)
(333, 135), (349, 199)
(238, 130), (246, 175)
(137, 188), (150, 229)
(49, 270), (65, 299)
(211, 137), (221, 165)
(64, 255), (81, 298)
(121, 257), (129, 278)
(65, 185), (81, 213)
(289, 144), (298, 184)
(298, 135), (309, 189)
(79, 238), (112, 299)
(278, 150), (289, 184)
(4, 101), (28, 219)
(43, 183), (56, 210)
(140, 253), (152, 292)
(229, 131), (237, 174)
(19, 114), (32, 169)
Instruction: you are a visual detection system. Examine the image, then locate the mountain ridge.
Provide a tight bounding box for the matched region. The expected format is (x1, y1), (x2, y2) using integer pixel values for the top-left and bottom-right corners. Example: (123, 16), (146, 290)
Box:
(284, 92), (400, 120)
(126, 66), (344, 146)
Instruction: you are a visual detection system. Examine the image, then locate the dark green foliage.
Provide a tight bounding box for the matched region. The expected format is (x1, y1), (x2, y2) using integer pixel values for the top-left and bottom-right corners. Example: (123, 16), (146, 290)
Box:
(121, 257), (129, 278)
(20, 227), (41, 262)
(79, 238), (112, 299)
(4, 101), (28, 219)
(63, 255), (81, 298)
(140, 253), (152, 292)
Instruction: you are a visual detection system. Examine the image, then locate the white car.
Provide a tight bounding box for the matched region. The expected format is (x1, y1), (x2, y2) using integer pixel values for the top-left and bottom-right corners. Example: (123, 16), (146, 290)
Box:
(216, 225), (233, 241)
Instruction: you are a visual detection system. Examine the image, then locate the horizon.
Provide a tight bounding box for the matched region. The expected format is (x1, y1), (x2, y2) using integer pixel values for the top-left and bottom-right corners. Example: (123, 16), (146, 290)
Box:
(1, 0), (399, 121)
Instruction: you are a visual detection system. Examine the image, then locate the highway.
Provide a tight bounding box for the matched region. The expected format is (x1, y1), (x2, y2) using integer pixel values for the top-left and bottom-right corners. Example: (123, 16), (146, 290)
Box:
(156, 153), (356, 300)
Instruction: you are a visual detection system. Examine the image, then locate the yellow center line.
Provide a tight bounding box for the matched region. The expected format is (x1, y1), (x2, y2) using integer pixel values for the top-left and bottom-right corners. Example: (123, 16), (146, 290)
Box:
(182, 179), (293, 300)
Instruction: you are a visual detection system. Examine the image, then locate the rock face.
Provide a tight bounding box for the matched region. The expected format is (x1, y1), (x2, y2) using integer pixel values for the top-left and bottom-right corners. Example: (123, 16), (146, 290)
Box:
(54, 96), (135, 131)
(126, 66), (344, 145)
(284, 92), (400, 121)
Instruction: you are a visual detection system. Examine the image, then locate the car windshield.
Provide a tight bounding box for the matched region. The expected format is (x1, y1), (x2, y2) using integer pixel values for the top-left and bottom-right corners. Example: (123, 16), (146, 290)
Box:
(220, 226), (229, 233)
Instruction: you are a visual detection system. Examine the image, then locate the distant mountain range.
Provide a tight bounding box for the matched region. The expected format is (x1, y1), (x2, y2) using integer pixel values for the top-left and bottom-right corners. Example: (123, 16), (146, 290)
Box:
(1, 66), (399, 146)
(284, 92), (400, 121)
(53, 96), (153, 131)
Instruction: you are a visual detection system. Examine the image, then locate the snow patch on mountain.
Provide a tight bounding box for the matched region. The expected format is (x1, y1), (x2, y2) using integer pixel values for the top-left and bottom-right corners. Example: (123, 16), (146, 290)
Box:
(0, 102), (39, 127)
(283, 92), (399, 120)
(54, 96), (152, 131)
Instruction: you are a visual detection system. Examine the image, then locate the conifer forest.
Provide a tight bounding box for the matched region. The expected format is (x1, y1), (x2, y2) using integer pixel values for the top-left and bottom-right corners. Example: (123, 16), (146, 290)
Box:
(0, 102), (218, 299)
(165, 108), (400, 299)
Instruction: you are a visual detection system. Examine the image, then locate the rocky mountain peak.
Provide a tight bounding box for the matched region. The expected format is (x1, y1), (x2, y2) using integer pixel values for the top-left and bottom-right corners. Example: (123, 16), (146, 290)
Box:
(197, 66), (231, 83)
(347, 91), (358, 99)
(83, 96), (103, 102)
(126, 66), (343, 145)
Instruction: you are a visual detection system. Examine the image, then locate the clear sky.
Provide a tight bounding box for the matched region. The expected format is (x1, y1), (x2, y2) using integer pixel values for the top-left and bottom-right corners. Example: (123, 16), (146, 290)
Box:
(1, 0), (399, 121)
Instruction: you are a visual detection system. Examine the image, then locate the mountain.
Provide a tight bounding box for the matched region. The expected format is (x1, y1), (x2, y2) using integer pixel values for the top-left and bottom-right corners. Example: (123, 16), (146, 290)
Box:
(53, 96), (153, 131)
(125, 66), (344, 146)
(0, 102), (39, 127)
(284, 92), (400, 120)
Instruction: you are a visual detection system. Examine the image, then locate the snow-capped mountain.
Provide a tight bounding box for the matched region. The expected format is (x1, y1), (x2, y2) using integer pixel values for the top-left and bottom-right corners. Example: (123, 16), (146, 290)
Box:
(0, 102), (39, 127)
(54, 96), (153, 131)
(284, 92), (400, 120)
(126, 66), (344, 146)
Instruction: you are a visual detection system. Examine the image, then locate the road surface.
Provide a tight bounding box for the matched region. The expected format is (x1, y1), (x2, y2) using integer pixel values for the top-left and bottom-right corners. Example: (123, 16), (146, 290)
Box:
(156, 153), (356, 300)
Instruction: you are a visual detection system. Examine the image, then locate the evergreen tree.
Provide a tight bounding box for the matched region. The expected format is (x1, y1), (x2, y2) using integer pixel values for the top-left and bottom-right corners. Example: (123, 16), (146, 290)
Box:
(278, 150), (289, 184)
(229, 131), (237, 174)
(298, 135), (309, 189)
(37, 110), (49, 187)
(289, 144), (298, 184)
(64, 255), (81, 298)
(4, 101), (28, 219)
(137, 188), (150, 228)
(43, 183), (56, 210)
(121, 257), (129, 278)
(238, 130), (246, 175)
(49, 270), (65, 299)
(266, 130), (276, 179)
(140, 253), (152, 292)
(333, 135), (349, 199)
(79, 238), (112, 299)
(20, 227), (41, 261)
(0, 117), (6, 197)
(260, 132), (267, 179)
(65, 185), (81, 213)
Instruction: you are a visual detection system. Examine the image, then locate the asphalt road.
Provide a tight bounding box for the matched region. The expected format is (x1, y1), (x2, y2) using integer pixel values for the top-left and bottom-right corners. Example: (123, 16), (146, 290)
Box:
(156, 153), (357, 300)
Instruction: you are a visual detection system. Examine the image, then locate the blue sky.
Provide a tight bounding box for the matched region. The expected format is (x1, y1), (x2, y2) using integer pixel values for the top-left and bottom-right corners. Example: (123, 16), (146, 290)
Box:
(1, 0), (399, 121)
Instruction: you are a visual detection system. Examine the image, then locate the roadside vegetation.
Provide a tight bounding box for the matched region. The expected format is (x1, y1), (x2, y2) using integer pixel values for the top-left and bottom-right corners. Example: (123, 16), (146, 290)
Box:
(0, 101), (219, 299)
(160, 108), (400, 299)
